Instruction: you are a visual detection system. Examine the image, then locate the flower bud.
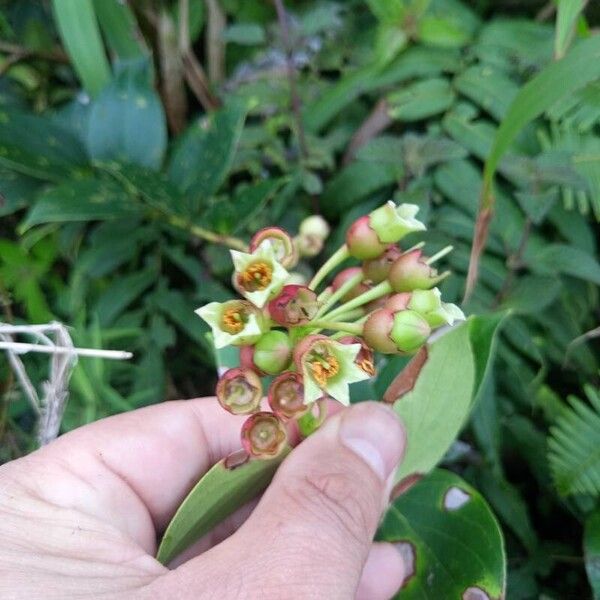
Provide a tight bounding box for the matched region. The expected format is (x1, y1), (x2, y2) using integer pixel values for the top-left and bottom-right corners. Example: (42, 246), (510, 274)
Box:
(338, 336), (376, 377)
(216, 367), (262, 415)
(363, 308), (430, 354)
(295, 233), (324, 257)
(388, 249), (446, 292)
(346, 215), (387, 260)
(241, 411), (288, 459)
(385, 293), (412, 311)
(249, 227), (297, 268)
(407, 288), (465, 328)
(363, 245), (402, 283)
(390, 310), (431, 353)
(368, 201), (426, 243)
(268, 372), (308, 420)
(268, 284), (319, 326)
(299, 215), (330, 240)
(332, 267), (370, 301)
(252, 330), (292, 375)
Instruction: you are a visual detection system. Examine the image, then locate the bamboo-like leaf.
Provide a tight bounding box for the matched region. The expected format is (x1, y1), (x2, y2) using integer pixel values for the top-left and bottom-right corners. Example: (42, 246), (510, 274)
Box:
(52, 0), (111, 97)
(555, 0), (586, 60)
(93, 0), (148, 60)
(157, 450), (289, 565)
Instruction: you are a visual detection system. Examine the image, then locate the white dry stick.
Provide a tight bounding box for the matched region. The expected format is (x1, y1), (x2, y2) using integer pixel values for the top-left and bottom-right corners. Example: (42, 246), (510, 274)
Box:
(0, 322), (132, 446)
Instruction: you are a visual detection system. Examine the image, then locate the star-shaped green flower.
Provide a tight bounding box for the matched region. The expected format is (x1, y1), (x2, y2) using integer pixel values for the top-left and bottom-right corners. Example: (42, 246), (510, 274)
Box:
(231, 241), (290, 308)
(369, 201), (426, 243)
(195, 300), (266, 349)
(299, 338), (371, 406)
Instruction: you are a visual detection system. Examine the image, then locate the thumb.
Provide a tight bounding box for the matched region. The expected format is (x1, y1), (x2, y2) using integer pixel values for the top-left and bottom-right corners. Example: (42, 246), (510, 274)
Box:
(235, 401), (405, 598)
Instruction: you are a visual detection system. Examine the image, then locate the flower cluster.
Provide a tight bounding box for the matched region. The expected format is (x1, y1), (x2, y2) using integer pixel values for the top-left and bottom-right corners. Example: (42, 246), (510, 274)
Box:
(196, 204), (464, 459)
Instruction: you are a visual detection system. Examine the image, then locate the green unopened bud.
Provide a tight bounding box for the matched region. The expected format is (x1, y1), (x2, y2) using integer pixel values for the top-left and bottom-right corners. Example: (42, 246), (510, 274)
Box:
(369, 201), (426, 244)
(295, 233), (324, 257)
(300, 215), (330, 240)
(253, 330), (293, 375)
(390, 310), (431, 353)
(408, 288), (465, 328)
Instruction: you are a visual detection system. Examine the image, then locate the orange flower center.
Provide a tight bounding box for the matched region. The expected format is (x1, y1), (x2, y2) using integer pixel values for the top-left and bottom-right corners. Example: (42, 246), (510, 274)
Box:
(240, 261), (273, 291)
(309, 355), (340, 387)
(221, 307), (245, 334)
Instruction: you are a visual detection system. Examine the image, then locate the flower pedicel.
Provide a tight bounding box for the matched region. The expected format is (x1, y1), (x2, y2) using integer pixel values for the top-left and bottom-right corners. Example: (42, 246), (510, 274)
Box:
(197, 203), (465, 459)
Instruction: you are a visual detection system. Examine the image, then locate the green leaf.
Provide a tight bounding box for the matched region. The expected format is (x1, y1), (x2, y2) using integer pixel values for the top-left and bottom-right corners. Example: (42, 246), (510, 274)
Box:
(418, 0), (480, 48)
(392, 314), (503, 482)
(321, 161), (398, 218)
(223, 23), (265, 45)
(377, 469), (505, 599)
(20, 178), (140, 231)
(530, 244), (600, 285)
(555, 0), (586, 60)
(168, 100), (248, 206)
(548, 386), (600, 496)
(92, 0), (147, 60)
(157, 450), (289, 565)
(483, 35), (600, 190)
(0, 168), (39, 216)
(0, 108), (88, 181)
(386, 77), (455, 122)
(51, 0), (111, 96)
(585, 510), (600, 599)
(87, 60), (167, 169)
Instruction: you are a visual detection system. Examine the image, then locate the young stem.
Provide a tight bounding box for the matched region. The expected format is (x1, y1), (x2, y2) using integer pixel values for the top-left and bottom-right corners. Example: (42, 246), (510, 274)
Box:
(315, 271), (364, 318)
(323, 280), (392, 321)
(309, 321), (364, 336)
(402, 241), (425, 254)
(330, 308), (365, 322)
(167, 214), (247, 250)
(330, 315), (369, 340)
(308, 244), (350, 290)
(425, 245), (453, 265)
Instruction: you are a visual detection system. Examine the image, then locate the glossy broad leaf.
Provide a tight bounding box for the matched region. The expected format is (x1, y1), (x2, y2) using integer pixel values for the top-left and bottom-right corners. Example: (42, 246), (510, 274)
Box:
(168, 99), (248, 207)
(585, 510), (600, 599)
(87, 60), (167, 169)
(157, 449), (289, 565)
(393, 314), (504, 482)
(377, 469), (505, 599)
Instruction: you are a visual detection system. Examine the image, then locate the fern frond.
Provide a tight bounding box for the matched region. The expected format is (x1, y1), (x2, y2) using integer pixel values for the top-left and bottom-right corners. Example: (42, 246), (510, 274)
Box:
(547, 81), (600, 132)
(548, 386), (600, 496)
(539, 124), (600, 220)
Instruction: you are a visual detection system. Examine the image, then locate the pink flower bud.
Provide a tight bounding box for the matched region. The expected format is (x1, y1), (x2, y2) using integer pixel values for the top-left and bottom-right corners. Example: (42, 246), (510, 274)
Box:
(268, 372), (308, 420)
(268, 284), (319, 326)
(332, 267), (370, 301)
(253, 330), (292, 375)
(363, 245), (402, 283)
(249, 226), (298, 268)
(385, 293), (412, 311)
(346, 215), (387, 260)
(363, 309), (398, 354)
(338, 336), (376, 377)
(388, 250), (445, 292)
(241, 411), (288, 459)
(216, 367), (262, 415)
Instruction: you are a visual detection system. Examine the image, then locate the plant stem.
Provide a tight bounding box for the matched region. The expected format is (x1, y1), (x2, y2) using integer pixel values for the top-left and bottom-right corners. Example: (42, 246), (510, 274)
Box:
(309, 320), (364, 335)
(425, 245), (453, 265)
(308, 244), (350, 290)
(323, 280), (392, 321)
(167, 214), (247, 251)
(315, 271), (364, 318)
(329, 308), (365, 323)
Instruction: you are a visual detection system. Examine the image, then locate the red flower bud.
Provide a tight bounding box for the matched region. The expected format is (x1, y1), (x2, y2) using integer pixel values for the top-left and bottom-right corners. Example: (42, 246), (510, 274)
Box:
(346, 215), (387, 260)
(338, 336), (376, 377)
(216, 367), (262, 415)
(363, 309), (398, 354)
(268, 372), (308, 420)
(363, 245), (402, 283)
(388, 250), (445, 292)
(268, 284), (319, 326)
(385, 293), (412, 311)
(363, 308), (430, 354)
(241, 411), (288, 459)
(332, 267), (370, 301)
(249, 226), (298, 268)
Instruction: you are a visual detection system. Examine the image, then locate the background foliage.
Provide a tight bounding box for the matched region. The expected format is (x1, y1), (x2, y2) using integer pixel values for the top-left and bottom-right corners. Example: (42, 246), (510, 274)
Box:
(1, 0), (599, 597)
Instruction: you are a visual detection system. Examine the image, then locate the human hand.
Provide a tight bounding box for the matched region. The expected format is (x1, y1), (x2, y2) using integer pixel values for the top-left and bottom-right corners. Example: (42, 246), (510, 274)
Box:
(0, 398), (406, 599)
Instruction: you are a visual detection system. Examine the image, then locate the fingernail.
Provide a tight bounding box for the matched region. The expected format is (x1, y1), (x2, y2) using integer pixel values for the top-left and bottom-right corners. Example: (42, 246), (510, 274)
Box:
(339, 402), (405, 481)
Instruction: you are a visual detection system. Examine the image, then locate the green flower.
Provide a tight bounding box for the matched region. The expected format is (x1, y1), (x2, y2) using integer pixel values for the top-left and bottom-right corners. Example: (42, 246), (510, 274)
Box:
(196, 300), (266, 349)
(296, 336), (371, 406)
(231, 241), (290, 308)
(369, 201), (426, 244)
(408, 288), (465, 328)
